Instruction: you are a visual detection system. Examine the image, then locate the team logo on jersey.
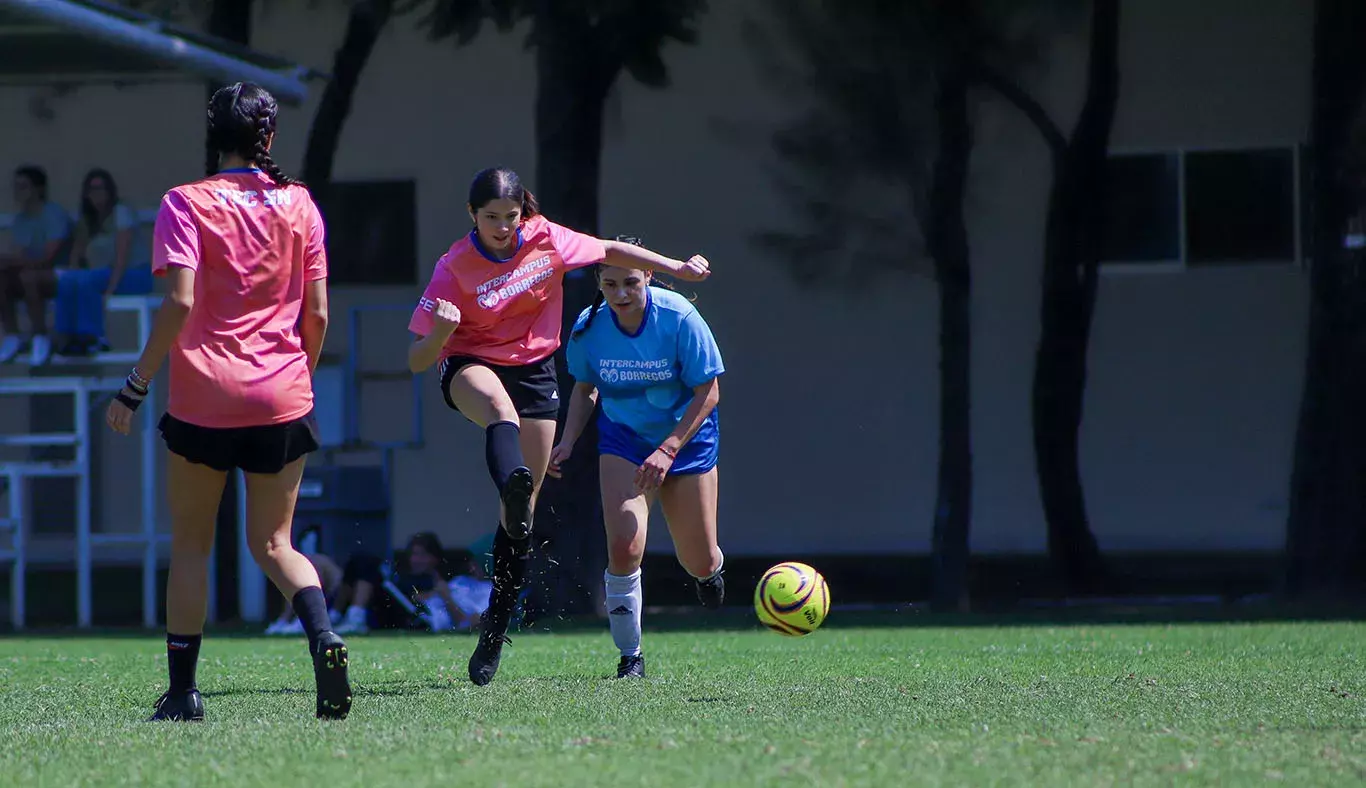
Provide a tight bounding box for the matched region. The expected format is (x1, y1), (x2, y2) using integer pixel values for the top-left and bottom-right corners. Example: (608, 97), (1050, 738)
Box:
(598, 358), (672, 384)
(474, 255), (554, 310)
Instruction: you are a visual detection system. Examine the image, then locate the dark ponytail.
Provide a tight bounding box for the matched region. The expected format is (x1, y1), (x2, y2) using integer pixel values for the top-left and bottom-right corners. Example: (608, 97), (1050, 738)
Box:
(205, 82), (301, 188)
(572, 286), (605, 338)
(573, 234), (648, 338)
(521, 188), (540, 219)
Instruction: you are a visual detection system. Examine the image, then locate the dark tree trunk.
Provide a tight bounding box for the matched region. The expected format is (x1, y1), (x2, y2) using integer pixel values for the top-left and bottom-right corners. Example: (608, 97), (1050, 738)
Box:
(302, 0), (394, 191)
(1284, 0), (1366, 599)
(205, 0), (253, 622)
(925, 62), (974, 613)
(528, 3), (622, 618)
(1031, 0), (1119, 595)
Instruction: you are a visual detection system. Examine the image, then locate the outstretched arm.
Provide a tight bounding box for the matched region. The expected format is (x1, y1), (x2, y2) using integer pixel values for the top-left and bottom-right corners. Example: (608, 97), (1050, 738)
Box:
(601, 239), (711, 282)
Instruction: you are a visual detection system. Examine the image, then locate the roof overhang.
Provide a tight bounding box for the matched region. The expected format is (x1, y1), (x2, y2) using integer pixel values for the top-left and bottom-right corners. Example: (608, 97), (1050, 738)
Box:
(0, 0), (326, 105)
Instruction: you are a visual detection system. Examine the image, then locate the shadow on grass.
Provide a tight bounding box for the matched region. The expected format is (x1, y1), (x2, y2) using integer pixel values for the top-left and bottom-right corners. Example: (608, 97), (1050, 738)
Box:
(6, 601), (1366, 639)
(200, 679), (458, 700)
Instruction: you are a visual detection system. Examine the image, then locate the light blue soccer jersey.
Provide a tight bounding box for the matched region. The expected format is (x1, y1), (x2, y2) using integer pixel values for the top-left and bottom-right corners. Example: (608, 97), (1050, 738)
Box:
(567, 286), (725, 448)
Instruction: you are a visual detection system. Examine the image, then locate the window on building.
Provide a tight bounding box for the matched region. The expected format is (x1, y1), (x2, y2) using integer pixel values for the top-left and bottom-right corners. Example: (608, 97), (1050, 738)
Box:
(1100, 146), (1302, 270)
(314, 180), (418, 286)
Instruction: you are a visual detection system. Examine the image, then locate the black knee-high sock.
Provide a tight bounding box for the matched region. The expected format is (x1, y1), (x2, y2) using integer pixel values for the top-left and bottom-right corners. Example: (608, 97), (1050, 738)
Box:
(167, 633), (202, 693)
(487, 525), (530, 621)
(485, 420), (524, 491)
(291, 586), (332, 653)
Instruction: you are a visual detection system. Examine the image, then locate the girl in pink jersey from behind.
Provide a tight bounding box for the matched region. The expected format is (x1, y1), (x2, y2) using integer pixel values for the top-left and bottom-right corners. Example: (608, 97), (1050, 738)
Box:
(105, 83), (351, 723)
(407, 167), (710, 686)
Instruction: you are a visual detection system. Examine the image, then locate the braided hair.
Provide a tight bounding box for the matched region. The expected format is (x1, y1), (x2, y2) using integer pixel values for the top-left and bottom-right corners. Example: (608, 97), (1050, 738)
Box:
(572, 234), (646, 338)
(205, 82), (301, 188)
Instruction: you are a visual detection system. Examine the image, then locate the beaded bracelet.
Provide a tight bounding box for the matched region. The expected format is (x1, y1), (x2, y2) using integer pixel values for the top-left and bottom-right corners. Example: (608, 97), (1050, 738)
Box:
(128, 367), (151, 391)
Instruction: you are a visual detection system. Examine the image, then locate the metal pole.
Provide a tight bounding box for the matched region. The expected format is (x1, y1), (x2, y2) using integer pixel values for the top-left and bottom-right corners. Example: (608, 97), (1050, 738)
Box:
(75, 382), (91, 628)
(140, 304), (158, 629)
(9, 470), (24, 630)
(0, 0), (312, 105)
(236, 471), (265, 622)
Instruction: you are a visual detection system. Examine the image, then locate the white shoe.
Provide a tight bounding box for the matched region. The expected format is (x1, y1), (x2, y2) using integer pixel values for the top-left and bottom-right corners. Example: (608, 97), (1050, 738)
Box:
(335, 607), (369, 634)
(29, 335), (50, 366)
(0, 335), (20, 363)
(335, 618), (369, 635)
(422, 604), (453, 633)
(265, 618), (289, 635)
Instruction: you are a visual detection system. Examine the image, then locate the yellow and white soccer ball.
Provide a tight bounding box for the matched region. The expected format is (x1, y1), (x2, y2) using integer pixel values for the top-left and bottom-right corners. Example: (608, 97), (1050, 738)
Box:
(754, 562), (830, 636)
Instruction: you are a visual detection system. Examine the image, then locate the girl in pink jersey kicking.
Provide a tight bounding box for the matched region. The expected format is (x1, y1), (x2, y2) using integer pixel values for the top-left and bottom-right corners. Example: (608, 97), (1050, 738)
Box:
(407, 167), (710, 686)
(105, 83), (351, 722)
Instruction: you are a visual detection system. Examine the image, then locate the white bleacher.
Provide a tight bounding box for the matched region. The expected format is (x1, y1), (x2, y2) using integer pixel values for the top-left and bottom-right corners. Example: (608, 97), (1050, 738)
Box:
(0, 374), (161, 629)
(1, 207), (164, 629)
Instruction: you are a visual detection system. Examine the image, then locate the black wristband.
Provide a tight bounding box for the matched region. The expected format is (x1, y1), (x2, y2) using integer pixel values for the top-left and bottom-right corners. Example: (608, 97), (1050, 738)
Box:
(115, 391), (144, 412)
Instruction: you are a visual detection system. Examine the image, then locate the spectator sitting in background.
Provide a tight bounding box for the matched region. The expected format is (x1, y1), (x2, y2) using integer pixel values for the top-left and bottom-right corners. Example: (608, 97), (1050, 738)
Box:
(0, 165), (71, 365)
(334, 533), (492, 635)
(55, 168), (153, 356)
(410, 547), (493, 633)
(334, 532), (456, 634)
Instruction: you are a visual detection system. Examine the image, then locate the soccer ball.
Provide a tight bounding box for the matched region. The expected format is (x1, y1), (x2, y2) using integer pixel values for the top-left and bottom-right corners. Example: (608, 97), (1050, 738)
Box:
(754, 562), (830, 636)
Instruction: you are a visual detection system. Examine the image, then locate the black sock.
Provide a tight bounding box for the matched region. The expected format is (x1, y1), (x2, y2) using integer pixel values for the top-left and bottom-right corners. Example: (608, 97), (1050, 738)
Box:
(166, 633), (202, 693)
(488, 525), (530, 618)
(291, 586), (332, 653)
(485, 420), (524, 491)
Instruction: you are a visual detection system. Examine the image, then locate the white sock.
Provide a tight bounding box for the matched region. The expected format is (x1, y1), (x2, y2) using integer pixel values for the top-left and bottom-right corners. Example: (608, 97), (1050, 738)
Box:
(605, 569), (643, 657)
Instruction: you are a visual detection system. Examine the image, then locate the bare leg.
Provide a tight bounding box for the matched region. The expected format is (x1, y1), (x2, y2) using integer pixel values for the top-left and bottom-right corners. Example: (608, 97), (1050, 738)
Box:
(657, 467), (723, 579)
(243, 457), (321, 598)
(244, 456), (351, 719)
(0, 268), (22, 336)
(164, 454), (227, 635)
(519, 417), (556, 513)
(18, 267), (55, 336)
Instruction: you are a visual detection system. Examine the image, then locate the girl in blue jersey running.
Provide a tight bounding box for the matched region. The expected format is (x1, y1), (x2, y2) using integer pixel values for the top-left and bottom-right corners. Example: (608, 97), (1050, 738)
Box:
(548, 235), (726, 679)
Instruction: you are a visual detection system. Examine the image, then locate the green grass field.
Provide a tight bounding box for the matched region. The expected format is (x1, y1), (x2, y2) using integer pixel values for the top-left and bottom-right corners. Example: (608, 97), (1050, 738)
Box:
(2, 617), (1364, 786)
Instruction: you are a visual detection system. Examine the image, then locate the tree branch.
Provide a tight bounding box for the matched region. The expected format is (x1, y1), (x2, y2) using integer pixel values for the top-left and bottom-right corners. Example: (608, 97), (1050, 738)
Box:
(971, 62), (1066, 157)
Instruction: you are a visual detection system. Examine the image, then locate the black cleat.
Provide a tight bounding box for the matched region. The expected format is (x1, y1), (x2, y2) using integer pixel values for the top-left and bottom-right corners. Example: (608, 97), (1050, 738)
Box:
(148, 689), (204, 722)
(500, 466), (535, 540)
(696, 570), (725, 610)
(616, 654), (645, 679)
(313, 631), (352, 720)
(468, 611), (512, 686)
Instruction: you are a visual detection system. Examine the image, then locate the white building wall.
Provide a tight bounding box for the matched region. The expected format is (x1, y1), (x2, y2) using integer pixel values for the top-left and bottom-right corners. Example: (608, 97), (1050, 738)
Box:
(0, 0), (1312, 557)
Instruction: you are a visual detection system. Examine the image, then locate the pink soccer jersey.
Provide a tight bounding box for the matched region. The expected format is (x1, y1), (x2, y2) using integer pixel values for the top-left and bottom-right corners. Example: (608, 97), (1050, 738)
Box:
(409, 215), (607, 365)
(152, 169), (327, 429)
